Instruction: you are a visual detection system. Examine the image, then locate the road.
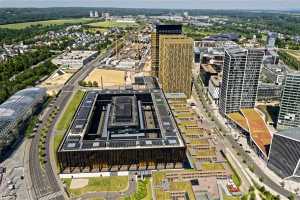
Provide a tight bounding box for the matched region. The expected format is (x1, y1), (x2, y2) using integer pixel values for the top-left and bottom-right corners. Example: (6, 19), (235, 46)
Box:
(28, 49), (113, 200)
(192, 78), (298, 199)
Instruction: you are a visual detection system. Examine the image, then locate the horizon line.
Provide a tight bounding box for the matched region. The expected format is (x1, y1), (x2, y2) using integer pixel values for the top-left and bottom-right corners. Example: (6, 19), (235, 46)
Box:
(0, 6), (300, 12)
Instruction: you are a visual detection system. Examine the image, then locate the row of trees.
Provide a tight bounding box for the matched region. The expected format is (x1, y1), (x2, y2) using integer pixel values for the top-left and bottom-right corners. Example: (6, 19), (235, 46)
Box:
(79, 80), (98, 87)
(276, 39), (300, 50)
(278, 50), (300, 71)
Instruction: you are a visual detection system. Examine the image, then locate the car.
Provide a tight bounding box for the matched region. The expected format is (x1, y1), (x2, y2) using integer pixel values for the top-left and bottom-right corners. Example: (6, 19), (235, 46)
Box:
(190, 102), (196, 106)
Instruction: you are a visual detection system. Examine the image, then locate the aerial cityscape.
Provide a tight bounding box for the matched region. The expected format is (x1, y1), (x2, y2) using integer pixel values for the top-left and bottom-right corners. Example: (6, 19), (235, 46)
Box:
(0, 1), (300, 200)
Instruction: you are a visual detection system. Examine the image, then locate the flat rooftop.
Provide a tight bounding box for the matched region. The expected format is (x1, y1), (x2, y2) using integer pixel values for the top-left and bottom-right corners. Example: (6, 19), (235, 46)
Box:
(201, 64), (217, 74)
(210, 75), (221, 87)
(58, 77), (184, 152)
(54, 50), (98, 61)
(227, 108), (272, 156)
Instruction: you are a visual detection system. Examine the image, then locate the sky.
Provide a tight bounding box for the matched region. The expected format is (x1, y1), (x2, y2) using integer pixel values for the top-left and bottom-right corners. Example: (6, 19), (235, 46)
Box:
(0, 0), (299, 10)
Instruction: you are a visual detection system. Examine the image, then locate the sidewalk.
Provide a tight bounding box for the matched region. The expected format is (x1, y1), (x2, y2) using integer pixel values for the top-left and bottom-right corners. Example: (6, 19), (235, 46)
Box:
(237, 134), (300, 194)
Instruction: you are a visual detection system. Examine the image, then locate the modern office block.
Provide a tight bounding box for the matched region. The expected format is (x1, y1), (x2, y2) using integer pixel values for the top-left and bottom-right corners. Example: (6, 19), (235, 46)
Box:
(159, 35), (193, 97)
(151, 24), (182, 77)
(219, 47), (264, 115)
(57, 77), (186, 173)
(268, 128), (300, 179)
(257, 82), (282, 101)
(277, 73), (300, 129)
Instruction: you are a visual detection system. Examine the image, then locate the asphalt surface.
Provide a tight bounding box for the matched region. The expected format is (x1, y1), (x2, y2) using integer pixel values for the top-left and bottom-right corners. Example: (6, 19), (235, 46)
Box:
(29, 49), (112, 200)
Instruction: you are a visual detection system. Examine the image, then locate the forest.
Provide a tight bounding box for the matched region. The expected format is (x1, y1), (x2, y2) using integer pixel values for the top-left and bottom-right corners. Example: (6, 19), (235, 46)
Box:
(0, 48), (56, 103)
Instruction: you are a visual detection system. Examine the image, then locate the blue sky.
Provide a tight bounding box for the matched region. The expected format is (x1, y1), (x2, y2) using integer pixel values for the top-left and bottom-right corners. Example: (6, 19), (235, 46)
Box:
(0, 0), (299, 10)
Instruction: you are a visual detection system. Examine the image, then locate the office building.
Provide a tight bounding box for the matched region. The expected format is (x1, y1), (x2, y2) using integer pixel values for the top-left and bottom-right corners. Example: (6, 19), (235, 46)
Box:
(268, 128), (300, 179)
(159, 35), (193, 97)
(208, 76), (221, 104)
(261, 64), (287, 85)
(277, 73), (300, 129)
(257, 83), (282, 101)
(57, 77), (186, 173)
(266, 32), (277, 48)
(151, 24), (182, 77)
(219, 47), (264, 115)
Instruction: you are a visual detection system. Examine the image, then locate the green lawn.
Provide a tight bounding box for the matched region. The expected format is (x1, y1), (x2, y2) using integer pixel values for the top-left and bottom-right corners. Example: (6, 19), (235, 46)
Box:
(223, 195), (241, 200)
(0, 18), (93, 29)
(53, 132), (65, 172)
(201, 162), (225, 171)
(285, 49), (300, 61)
(63, 176), (128, 197)
(87, 20), (138, 28)
(54, 133), (64, 153)
(142, 178), (153, 200)
(56, 90), (85, 131)
(152, 171), (166, 186)
(226, 159), (242, 187)
(85, 27), (108, 33)
(123, 178), (152, 200)
(169, 182), (196, 200)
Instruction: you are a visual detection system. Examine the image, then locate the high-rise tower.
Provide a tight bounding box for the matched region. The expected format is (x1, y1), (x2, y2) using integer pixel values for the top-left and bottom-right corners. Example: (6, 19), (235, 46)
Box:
(219, 47), (264, 116)
(277, 73), (300, 129)
(159, 35), (193, 97)
(151, 24), (182, 77)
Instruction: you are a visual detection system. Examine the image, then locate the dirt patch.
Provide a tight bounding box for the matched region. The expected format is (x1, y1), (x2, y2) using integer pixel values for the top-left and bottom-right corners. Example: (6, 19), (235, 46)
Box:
(40, 70), (73, 96)
(84, 68), (126, 87)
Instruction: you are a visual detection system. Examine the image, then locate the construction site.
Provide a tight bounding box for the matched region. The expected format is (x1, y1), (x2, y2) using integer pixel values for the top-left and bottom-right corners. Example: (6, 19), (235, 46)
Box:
(39, 69), (74, 96)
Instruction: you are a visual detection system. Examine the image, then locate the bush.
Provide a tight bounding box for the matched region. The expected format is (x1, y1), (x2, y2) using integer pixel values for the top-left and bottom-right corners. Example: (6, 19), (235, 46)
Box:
(260, 186), (265, 193)
(250, 192), (256, 200)
(259, 177), (264, 182)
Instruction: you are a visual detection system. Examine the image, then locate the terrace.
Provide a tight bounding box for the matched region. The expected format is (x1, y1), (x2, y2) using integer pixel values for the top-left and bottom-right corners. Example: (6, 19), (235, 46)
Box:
(227, 112), (249, 131)
(201, 162), (225, 171)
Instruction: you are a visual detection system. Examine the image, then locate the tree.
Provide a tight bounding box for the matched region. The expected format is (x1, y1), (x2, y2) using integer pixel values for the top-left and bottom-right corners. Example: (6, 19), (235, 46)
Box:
(92, 81), (98, 87)
(288, 194), (295, 200)
(260, 186), (266, 193)
(250, 192), (256, 200)
(78, 80), (86, 87)
(87, 81), (93, 87)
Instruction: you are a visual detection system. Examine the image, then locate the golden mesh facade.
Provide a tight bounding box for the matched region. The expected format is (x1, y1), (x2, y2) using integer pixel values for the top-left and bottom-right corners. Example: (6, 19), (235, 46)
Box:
(159, 35), (193, 97)
(151, 32), (159, 77)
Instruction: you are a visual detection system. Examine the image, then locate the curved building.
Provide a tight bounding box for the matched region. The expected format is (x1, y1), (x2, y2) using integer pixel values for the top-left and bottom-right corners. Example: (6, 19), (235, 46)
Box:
(268, 128), (300, 179)
(0, 87), (46, 156)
